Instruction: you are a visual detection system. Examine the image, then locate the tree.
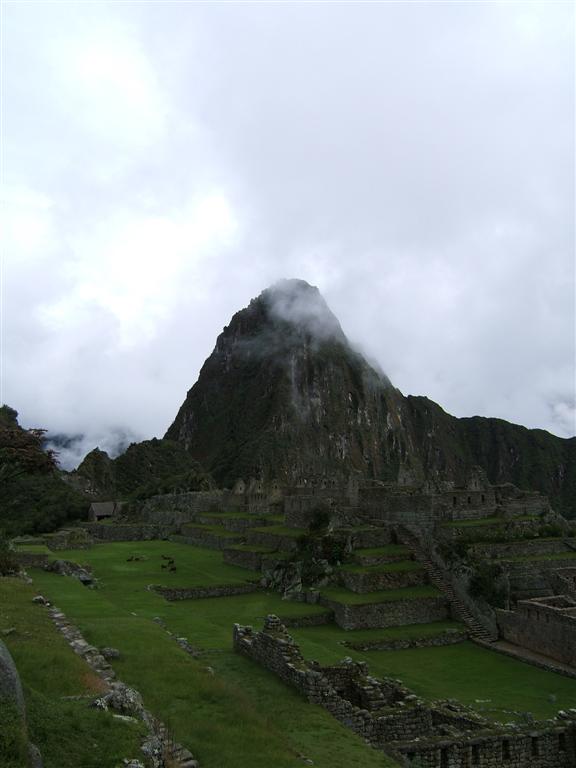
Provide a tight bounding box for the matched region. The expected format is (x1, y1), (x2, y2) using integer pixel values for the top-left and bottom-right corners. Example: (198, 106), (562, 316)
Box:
(0, 424), (58, 485)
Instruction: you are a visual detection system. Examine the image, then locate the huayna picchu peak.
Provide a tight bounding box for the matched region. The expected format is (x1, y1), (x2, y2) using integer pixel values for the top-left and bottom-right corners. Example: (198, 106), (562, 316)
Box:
(166, 279), (576, 518)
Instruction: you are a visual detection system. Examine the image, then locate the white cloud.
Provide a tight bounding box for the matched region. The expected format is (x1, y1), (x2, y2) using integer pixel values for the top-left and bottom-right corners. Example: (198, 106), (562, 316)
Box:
(2, 0), (574, 461)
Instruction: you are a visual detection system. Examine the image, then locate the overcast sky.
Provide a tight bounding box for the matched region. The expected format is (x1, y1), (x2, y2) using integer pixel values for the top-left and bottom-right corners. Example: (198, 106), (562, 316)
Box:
(2, 1), (575, 467)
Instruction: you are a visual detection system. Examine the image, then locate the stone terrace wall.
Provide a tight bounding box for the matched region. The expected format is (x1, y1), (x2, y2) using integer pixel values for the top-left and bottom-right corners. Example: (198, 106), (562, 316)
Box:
(153, 582), (259, 601)
(469, 538), (575, 560)
(83, 523), (167, 541)
(395, 727), (576, 768)
(502, 559), (576, 601)
(340, 567), (427, 593)
(553, 569), (576, 599)
(320, 596), (449, 630)
(234, 616), (576, 768)
(343, 628), (468, 652)
(139, 491), (225, 527)
(496, 597), (576, 667)
(223, 548), (264, 571)
(14, 552), (50, 568)
(437, 518), (544, 543)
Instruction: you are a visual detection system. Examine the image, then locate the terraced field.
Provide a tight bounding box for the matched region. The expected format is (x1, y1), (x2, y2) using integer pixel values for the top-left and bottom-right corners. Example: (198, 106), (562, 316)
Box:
(9, 538), (576, 767)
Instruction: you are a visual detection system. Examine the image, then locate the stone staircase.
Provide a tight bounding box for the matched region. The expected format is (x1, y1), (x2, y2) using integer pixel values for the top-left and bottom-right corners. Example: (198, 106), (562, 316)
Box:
(395, 526), (498, 643)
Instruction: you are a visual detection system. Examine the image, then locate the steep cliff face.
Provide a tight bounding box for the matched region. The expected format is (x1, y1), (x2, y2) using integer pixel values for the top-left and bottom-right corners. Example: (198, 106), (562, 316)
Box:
(166, 280), (576, 516)
(166, 280), (419, 487)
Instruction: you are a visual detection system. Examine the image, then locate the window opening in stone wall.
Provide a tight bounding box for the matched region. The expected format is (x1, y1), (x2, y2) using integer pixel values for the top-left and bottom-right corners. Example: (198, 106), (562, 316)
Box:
(502, 740), (511, 761)
(467, 496), (472, 504)
(453, 496), (457, 507)
(481, 494), (485, 503)
(559, 732), (566, 751)
(440, 747), (449, 768)
(531, 737), (540, 757)
(472, 744), (480, 765)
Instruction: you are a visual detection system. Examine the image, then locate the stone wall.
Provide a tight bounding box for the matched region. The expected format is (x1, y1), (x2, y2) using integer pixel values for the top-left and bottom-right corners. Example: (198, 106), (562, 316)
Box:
(83, 523), (166, 541)
(233, 615), (576, 768)
(437, 518), (544, 544)
(46, 528), (94, 550)
(343, 628), (468, 652)
(14, 552), (50, 569)
(320, 595), (449, 630)
(347, 527), (394, 549)
(176, 527), (242, 550)
(502, 558), (576, 601)
(340, 567), (427, 593)
(469, 538), (575, 560)
(153, 582), (259, 601)
(139, 491), (225, 527)
(223, 548), (265, 571)
(553, 568), (576, 599)
(278, 611), (334, 628)
(245, 530), (300, 552)
(496, 595), (576, 667)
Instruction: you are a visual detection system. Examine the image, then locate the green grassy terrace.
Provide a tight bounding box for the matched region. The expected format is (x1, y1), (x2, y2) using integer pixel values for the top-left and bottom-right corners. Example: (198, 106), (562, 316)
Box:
(353, 544), (411, 557)
(11, 544), (52, 555)
(225, 544), (276, 554)
(340, 560), (423, 574)
(180, 524), (242, 538)
(13, 539), (576, 765)
(321, 585), (441, 605)
(330, 620), (465, 643)
(0, 578), (144, 768)
(289, 625), (576, 724)
(23, 542), (395, 768)
(249, 525), (306, 538)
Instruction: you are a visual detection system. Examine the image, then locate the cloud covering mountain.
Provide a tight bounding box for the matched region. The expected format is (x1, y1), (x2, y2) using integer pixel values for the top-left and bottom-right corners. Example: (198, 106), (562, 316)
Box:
(2, 1), (574, 464)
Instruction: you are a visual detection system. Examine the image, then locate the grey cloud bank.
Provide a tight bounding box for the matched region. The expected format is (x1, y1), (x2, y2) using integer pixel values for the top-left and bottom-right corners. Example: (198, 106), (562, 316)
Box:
(2, 2), (574, 468)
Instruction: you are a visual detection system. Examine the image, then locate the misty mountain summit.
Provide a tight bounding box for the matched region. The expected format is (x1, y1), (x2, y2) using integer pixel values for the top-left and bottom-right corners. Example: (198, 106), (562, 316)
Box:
(165, 280), (575, 516)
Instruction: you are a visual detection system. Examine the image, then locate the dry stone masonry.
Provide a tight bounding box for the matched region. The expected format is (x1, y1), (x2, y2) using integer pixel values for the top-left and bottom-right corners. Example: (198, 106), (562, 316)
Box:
(234, 615), (576, 768)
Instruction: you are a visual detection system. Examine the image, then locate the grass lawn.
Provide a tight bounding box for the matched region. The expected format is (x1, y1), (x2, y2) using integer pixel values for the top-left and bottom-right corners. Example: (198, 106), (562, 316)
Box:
(11, 544), (53, 555)
(293, 621), (464, 646)
(340, 560), (424, 574)
(18, 539), (576, 766)
(321, 585), (441, 604)
(0, 578), (144, 768)
(290, 626), (576, 722)
(26, 542), (397, 768)
(225, 544), (276, 553)
(250, 525), (306, 538)
(180, 524), (242, 538)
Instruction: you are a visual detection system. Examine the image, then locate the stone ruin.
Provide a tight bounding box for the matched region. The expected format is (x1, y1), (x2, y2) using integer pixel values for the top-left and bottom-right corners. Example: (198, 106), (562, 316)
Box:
(234, 615), (576, 768)
(497, 595), (576, 668)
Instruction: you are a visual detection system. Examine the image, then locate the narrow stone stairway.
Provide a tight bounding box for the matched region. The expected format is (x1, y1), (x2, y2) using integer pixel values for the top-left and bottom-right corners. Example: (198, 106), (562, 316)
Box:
(394, 525), (498, 643)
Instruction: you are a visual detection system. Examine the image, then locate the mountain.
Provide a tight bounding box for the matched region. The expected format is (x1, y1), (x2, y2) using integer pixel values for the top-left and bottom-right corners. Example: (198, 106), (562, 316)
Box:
(71, 438), (214, 499)
(165, 279), (576, 517)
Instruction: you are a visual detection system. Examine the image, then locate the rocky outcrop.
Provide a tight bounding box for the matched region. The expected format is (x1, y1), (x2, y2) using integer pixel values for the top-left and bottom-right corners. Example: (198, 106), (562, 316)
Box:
(0, 639), (43, 767)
